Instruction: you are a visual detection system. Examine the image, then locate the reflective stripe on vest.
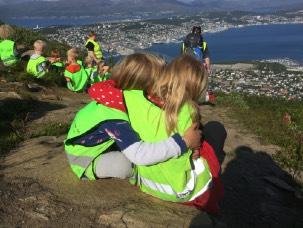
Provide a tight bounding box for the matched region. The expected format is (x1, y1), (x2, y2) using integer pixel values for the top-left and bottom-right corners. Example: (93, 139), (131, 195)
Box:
(137, 158), (211, 200)
(202, 41), (207, 52)
(124, 90), (212, 202)
(86, 39), (103, 60)
(52, 61), (64, 68)
(64, 101), (129, 180)
(66, 153), (93, 168)
(0, 40), (18, 66)
(26, 55), (47, 78)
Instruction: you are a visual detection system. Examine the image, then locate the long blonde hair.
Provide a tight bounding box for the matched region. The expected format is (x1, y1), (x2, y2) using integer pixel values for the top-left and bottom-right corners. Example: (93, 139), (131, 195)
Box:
(111, 52), (165, 90)
(151, 54), (208, 135)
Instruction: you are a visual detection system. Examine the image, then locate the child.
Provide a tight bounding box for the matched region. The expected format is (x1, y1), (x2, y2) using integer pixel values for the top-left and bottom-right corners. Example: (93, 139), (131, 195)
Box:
(85, 31), (103, 65)
(0, 24), (18, 66)
(64, 53), (201, 180)
(48, 49), (64, 72)
(97, 61), (110, 82)
(89, 54), (226, 214)
(85, 56), (110, 85)
(84, 56), (98, 84)
(26, 40), (48, 78)
(64, 48), (88, 92)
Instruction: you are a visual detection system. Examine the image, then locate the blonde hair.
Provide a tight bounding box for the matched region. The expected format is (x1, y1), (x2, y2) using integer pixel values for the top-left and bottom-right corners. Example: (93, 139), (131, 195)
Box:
(33, 40), (46, 51)
(111, 52), (165, 91)
(66, 48), (79, 64)
(151, 54), (208, 135)
(84, 56), (94, 66)
(0, 24), (15, 39)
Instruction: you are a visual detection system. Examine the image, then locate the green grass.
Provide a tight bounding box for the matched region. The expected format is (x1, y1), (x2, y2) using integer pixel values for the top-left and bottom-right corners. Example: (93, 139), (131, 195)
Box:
(217, 93), (303, 178)
(30, 122), (70, 138)
(0, 99), (34, 154)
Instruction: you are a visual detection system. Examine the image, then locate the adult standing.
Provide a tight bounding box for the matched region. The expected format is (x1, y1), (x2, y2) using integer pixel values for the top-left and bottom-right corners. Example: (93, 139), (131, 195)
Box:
(85, 31), (103, 65)
(182, 26), (211, 74)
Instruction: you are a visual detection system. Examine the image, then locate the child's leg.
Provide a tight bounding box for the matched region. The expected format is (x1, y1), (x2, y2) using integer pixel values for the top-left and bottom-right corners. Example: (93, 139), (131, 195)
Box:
(94, 151), (132, 179)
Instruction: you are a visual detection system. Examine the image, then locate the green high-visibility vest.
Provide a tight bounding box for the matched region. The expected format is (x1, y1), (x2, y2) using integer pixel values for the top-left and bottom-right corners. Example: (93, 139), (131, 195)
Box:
(26, 55), (47, 78)
(51, 61), (64, 68)
(124, 90), (212, 202)
(64, 101), (129, 180)
(86, 39), (103, 60)
(0, 40), (18, 66)
(85, 67), (110, 85)
(64, 65), (88, 92)
(182, 41), (207, 53)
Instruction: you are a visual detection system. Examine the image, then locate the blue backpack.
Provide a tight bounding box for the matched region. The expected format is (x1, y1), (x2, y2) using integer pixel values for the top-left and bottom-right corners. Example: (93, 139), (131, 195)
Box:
(182, 33), (203, 62)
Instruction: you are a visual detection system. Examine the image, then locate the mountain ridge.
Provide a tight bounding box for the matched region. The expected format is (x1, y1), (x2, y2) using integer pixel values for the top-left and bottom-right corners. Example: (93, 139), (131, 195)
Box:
(1, 0), (303, 18)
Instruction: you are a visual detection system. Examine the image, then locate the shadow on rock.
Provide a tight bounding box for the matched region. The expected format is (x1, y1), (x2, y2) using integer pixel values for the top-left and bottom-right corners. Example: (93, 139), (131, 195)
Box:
(222, 146), (303, 227)
(190, 146), (303, 227)
(0, 98), (66, 123)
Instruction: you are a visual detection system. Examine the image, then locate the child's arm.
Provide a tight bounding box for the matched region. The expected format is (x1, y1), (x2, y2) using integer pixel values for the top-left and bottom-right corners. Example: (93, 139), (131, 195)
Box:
(101, 120), (200, 165)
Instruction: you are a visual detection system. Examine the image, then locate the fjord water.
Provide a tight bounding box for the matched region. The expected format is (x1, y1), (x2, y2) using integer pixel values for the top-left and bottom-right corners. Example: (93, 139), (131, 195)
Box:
(147, 24), (303, 64)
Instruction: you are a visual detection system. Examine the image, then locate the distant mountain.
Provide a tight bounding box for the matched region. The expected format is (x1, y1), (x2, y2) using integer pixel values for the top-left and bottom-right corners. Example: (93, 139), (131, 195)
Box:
(188, 0), (303, 11)
(0, 0), (302, 18)
(0, 0), (189, 17)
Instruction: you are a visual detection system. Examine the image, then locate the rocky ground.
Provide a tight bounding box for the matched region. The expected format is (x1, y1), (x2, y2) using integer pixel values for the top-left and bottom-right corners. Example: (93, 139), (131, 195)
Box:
(0, 80), (303, 227)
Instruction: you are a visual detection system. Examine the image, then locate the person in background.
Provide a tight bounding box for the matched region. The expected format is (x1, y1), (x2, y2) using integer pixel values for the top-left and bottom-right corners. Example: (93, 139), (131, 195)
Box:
(0, 24), (19, 66)
(97, 61), (110, 82)
(26, 40), (48, 78)
(85, 31), (103, 65)
(85, 56), (110, 85)
(84, 56), (98, 84)
(182, 26), (211, 74)
(48, 49), (64, 73)
(182, 26), (215, 104)
(64, 48), (88, 92)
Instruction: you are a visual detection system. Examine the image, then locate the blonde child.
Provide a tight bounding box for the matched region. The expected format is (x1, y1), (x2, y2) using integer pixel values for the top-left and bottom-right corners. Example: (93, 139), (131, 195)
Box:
(85, 56), (110, 85)
(65, 52), (201, 180)
(84, 56), (98, 84)
(64, 48), (88, 92)
(26, 40), (47, 78)
(90, 54), (226, 214)
(97, 61), (110, 81)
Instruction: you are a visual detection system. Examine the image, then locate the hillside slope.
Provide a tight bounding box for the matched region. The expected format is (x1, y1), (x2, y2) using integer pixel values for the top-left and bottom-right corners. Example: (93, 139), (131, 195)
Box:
(0, 78), (302, 227)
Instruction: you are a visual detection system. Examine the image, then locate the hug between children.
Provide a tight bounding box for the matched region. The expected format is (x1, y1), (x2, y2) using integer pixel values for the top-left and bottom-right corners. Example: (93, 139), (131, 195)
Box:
(64, 53), (227, 215)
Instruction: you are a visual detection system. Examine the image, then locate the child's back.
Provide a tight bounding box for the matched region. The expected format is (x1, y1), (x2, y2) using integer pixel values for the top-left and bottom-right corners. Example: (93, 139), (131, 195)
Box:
(65, 48), (88, 92)
(26, 40), (47, 78)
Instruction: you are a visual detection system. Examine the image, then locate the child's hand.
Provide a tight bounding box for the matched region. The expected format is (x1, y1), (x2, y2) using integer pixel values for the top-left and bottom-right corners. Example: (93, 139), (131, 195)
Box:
(192, 148), (200, 160)
(183, 122), (202, 150)
(65, 77), (71, 82)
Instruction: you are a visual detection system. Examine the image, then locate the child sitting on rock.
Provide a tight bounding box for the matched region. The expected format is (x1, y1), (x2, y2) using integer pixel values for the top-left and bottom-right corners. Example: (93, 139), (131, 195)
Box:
(84, 56), (98, 84)
(85, 57), (110, 85)
(0, 24), (19, 66)
(26, 40), (48, 78)
(48, 49), (64, 73)
(97, 61), (110, 82)
(64, 52), (201, 180)
(64, 48), (88, 92)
